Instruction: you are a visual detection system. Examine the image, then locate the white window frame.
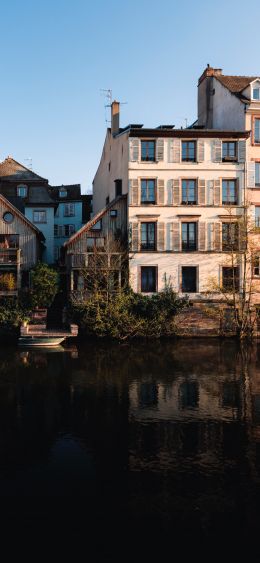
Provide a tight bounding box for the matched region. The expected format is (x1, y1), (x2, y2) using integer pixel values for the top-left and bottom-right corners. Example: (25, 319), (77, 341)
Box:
(33, 210), (46, 223)
(64, 203), (75, 217)
(17, 184), (28, 197)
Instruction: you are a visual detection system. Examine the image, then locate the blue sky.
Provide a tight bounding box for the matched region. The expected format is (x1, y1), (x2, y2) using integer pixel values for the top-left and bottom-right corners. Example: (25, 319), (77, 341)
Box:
(1, 0), (260, 192)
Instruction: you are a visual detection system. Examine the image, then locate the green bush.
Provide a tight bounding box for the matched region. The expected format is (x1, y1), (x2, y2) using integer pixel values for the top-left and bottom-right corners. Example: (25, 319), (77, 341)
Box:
(0, 297), (29, 328)
(68, 287), (188, 341)
(30, 263), (59, 308)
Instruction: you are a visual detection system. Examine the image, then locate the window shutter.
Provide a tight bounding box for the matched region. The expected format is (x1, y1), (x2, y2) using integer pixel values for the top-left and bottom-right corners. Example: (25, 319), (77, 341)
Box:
(129, 138), (140, 162)
(198, 179), (206, 205)
(167, 179), (173, 204)
(236, 178), (240, 205)
(157, 222), (165, 251)
(197, 140), (205, 162)
(166, 223), (171, 250)
(173, 179), (181, 205)
(157, 179), (165, 205)
(130, 179), (139, 205)
(156, 139), (164, 161)
(214, 223), (221, 251)
(137, 266), (141, 293)
(207, 223), (214, 250)
(171, 222), (180, 251)
(207, 180), (214, 205)
(238, 140), (246, 163)
(212, 140), (222, 162)
(214, 179), (221, 205)
(199, 222), (206, 250)
(247, 162), (256, 188)
(130, 222), (139, 251)
(168, 139), (174, 162)
(172, 139), (181, 163)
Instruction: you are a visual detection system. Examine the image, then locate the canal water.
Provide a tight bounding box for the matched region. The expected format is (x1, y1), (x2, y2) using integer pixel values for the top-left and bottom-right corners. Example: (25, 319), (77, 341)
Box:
(0, 339), (260, 558)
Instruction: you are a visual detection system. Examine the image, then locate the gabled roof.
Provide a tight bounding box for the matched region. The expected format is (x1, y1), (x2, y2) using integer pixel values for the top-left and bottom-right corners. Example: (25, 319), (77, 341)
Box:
(64, 195), (126, 248)
(0, 157), (48, 182)
(0, 193), (45, 241)
(216, 75), (258, 94)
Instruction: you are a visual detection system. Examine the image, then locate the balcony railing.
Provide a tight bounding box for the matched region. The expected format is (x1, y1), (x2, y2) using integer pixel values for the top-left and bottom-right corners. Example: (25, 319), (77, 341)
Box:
(0, 249), (21, 265)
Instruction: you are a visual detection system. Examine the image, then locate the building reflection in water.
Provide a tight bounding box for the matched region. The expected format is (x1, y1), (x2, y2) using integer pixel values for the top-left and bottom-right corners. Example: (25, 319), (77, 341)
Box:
(0, 340), (259, 555)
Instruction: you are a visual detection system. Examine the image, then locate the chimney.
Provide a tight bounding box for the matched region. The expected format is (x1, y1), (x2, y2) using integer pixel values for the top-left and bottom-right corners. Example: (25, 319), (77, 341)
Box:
(198, 64), (223, 85)
(111, 100), (120, 136)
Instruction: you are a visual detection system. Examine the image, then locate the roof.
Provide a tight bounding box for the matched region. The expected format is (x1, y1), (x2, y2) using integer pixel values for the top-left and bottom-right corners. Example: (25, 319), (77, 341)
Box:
(0, 193), (45, 241)
(0, 157), (48, 182)
(0, 184), (55, 206)
(127, 128), (250, 139)
(64, 195), (126, 248)
(216, 75), (258, 94)
(50, 184), (81, 201)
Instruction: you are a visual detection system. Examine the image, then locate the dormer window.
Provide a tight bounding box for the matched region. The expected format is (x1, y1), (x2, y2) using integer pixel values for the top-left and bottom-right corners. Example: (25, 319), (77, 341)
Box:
(253, 87), (260, 100)
(59, 188), (67, 198)
(17, 184), (28, 197)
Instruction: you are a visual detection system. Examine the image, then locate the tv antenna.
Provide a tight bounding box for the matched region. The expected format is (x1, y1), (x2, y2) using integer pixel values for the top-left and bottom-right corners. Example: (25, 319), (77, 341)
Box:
(100, 89), (113, 124)
(100, 89), (128, 125)
(24, 157), (32, 170)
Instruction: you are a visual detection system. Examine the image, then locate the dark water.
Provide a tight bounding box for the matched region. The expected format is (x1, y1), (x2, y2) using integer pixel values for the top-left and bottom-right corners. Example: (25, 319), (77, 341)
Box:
(0, 339), (260, 558)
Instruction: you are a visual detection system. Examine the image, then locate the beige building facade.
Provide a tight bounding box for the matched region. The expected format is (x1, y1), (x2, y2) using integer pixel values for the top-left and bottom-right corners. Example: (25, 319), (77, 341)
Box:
(92, 102), (249, 300)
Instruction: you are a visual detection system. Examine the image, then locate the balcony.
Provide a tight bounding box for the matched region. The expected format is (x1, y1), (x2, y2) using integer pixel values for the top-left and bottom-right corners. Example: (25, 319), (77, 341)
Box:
(0, 249), (21, 265)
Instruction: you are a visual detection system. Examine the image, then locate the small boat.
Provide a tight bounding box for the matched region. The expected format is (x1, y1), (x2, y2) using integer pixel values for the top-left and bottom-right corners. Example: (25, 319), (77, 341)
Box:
(18, 335), (66, 347)
(18, 323), (78, 348)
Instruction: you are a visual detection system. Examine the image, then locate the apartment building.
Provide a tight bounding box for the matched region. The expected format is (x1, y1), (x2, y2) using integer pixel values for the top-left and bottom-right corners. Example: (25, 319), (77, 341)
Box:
(49, 184), (85, 263)
(92, 102), (249, 300)
(197, 65), (260, 301)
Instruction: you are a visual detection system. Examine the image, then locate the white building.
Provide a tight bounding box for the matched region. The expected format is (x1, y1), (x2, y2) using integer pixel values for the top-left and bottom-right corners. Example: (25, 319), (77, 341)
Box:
(92, 102), (248, 300)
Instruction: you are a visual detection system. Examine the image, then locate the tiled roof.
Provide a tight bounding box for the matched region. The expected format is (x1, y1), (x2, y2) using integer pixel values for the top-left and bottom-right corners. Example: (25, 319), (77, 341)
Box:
(0, 184), (55, 205)
(0, 157), (48, 182)
(216, 75), (258, 92)
(50, 184), (81, 201)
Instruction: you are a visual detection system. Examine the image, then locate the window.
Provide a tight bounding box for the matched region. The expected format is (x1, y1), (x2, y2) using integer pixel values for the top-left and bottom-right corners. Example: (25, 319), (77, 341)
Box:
(253, 88), (260, 100)
(110, 210), (117, 218)
(64, 203), (75, 217)
(222, 180), (237, 205)
(182, 266), (197, 293)
(0, 235), (18, 248)
(222, 267), (239, 292)
(33, 210), (46, 223)
(141, 140), (155, 162)
(141, 266), (157, 292)
(256, 163), (260, 185)
(59, 188), (67, 197)
(181, 180), (196, 204)
(17, 184), (28, 197)
(141, 179), (156, 204)
(91, 219), (102, 231)
(222, 223), (239, 251)
(64, 225), (75, 237)
(181, 222), (197, 251)
(3, 212), (14, 224)
(254, 119), (260, 143)
(141, 222), (156, 251)
(182, 141), (196, 162)
(54, 224), (58, 237)
(222, 142), (237, 161)
(115, 179), (122, 197)
(86, 237), (105, 251)
(255, 207), (260, 228)
(253, 256), (260, 277)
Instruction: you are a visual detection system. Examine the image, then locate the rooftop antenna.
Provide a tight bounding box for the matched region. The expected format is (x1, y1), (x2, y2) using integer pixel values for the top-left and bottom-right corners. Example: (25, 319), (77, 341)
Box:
(24, 157), (32, 170)
(100, 89), (128, 125)
(100, 89), (113, 125)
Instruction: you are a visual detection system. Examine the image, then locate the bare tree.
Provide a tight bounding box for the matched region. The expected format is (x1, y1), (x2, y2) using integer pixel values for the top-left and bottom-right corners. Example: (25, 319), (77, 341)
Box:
(206, 202), (260, 338)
